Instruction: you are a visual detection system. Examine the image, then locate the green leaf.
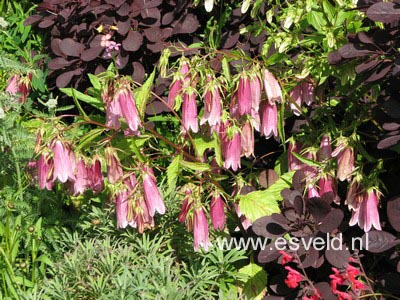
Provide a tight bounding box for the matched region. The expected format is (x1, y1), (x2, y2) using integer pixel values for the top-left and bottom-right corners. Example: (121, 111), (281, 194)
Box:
(36, 254), (54, 267)
(166, 154), (181, 196)
(88, 73), (101, 90)
(60, 88), (104, 111)
(193, 136), (214, 158)
(76, 128), (105, 151)
(134, 69), (155, 118)
(322, 0), (335, 23)
(238, 172), (294, 222)
(180, 160), (211, 172)
(291, 152), (321, 167)
(306, 11), (327, 32)
(239, 263), (267, 300)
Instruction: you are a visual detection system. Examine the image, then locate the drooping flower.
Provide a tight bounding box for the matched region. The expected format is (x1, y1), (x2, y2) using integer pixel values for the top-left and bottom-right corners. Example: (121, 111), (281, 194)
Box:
(105, 97), (122, 129)
(116, 190), (130, 229)
(284, 266), (304, 289)
(263, 69), (282, 104)
(237, 75), (252, 116)
(90, 157), (104, 193)
(38, 152), (54, 190)
(221, 124), (241, 171)
(318, 175), (340, 204)
(317, 134), (332, 161)
(116, 85), (141, 132)
(332, 140), (355, 181)
(241, 120), (254, 158)
(178, 188), (194, 229)
(307, 185), (320, 198)
(168, 79), (182, 108)
(288, 140), (304, 171)
(193, 207), (211, 251)
(182, 91), (199, 133)
(234, 203), (252, 231)
(5, 75), (18, 96)
(68, 158), (89, 196)
(105, 147), (123, 184)
(250, 75), (262, 112)
(142, 165), (166, 216)
(52, 140), (75, 183)
(260, 101), (278, 139)
(200, 83), (222, 128)
(349, 188), (381, 232)
(210, 193), (225, 230)
(204, 0), (214, 12)
(289, 81), (315, 115)
(6, 74), (32, 103)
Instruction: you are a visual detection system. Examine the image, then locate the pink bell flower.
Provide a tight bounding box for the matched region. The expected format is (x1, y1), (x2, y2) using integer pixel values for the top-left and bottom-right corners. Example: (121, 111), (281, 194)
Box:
(349, 188), (381, 232)
(260, 101), (278, 139)
(221, 124), (241, 171)
(237, 75), (252, 116)
(317, 134), (332, 161)
(193, 207), (211, 252)
(105, 147), (123, 184)
(52, 140), (75, 183)
(38, 153), (54, 190)
(69, 158), (89, 196)
(182, 91), (199, 133)
(210, 193), (226, 230)
(241, 120), (254, 158)
(168, 79), (182, 108)
(200, 85), (222, 127)
(116, 86), (141, 132)
(142, 165), (166, 216)
(332, 143), (355, 182)
(263, 69), (282, 104)
(90, 157), (104, 193)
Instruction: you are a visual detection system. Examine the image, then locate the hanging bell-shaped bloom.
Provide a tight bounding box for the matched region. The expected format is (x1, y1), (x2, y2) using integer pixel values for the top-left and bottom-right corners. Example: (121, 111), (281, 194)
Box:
(221, 125), (242, 171)
(263, 69), (282, 104)
(237, 75), (252, 116)
(349, 188), (381, 232)
(134, 196), (154, 233)
(90, 157), (104, 193)
(193, 207), (211, 252)
(200, 84), (222, 127)
(142, 165), (166, 216)
(5, 75), (19, 96)
(260, 101), (278, 139)
(332, 142), (355, 182)
(116, 190), (130, 229)
(210, 193), (225, 230)
(250, 75), (262, 112)
(105, 98), (122, 129)
(289, 84), (303, 116)
(318, 134), (332, 161)
(229, 92), (240, 120)
(346, 178), (362, 210)
(302, 81), (315, 106)
(318, 175), (340, 204)
(288, 140), (304, 171)
(307, 185), (320, 198)
(68, 158), (89, 196)
(6, 74), (32, 103)
(182, 91), (199, 133)
(105, 147), (123, 184)
(117, 85), (141, 132)
(52, 140), (75, 183)
(234, 203), (252, 231)
(241, 120), (254, 158)
(204, 0), (214, 12)
(168, 79), (182, 108)
(178, 188), (194, 229)
(38, 152), (54, 190)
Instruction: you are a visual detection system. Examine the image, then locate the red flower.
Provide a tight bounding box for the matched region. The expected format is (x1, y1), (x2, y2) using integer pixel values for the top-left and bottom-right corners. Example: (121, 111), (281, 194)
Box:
(279, 250), (293, 265)
(284, 266), (304, 289)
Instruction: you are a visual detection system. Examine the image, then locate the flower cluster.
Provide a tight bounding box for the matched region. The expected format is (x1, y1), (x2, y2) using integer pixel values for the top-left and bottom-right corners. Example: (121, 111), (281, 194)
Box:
(329, 263), (366, 299)
(5, 73), (32, 103)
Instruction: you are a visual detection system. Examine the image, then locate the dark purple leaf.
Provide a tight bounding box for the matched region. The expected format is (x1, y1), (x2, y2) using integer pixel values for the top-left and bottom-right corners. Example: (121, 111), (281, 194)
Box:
(116, 3), (130, 16)
(259, 169), (279, 188)
(377, 135), (400, 149)
(173, 14), (199, 34)
(147, 42), (165, 52)
(144, 28), (164, 43)
(358, 32), (374, 44)
(300, 247), (319, 268)
(56, 69), (80, 88)
(383, 122), (400, 131)
(365, 63), (392, 82)
(387, 197), (400, 231)
(314, 282), (336, 300)
(48, 57), (73, 69)
(362, 231), (400, 253)
(122, 31), (143, 52)
(325, 247), (351, 268)
(383, 99), (400, 118)
(117, 20), (131, 35)
(162, 12), (174, 25)
(338, 44), (374, 59)
(252, 215), (288, 237)
(355, 59), (380, 74)
(116, 53), (129, 69)
(132, 61), (145, 83)
(367, 2), (400, 23)
(292, 171), (306, 192)
(140, 8), (161, 26)
(319, 209), (344, 233)
(306, 197), (331, 222)
(81, 47), (103, 61)
(24, 15), (42, 26)
(59, 38), (85, 57)
(327, 51), (342, 65)
(38, 19), (55, 29)
(51, 39), (65, 57)
(258, 246), (280, 263)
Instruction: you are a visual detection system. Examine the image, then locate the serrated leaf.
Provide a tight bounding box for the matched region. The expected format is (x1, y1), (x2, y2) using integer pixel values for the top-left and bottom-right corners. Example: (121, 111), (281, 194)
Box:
(193, 136), (214, 157)
(238, 263), (267, 300)
(134, 69), (155, 118)
(166, 154), (181, 196)
(307, 11), (327, 32)
(60, 88), (104, 111)
(238, 172), (294, 222)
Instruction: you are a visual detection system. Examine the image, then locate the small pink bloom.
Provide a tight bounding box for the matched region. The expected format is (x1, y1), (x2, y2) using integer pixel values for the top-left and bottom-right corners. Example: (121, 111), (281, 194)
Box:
(250, 75), (262, 112)
(210, 194), (225, 230)
(279, 250), (293, 265)
(5, 75), (19, 96)
(221, 125), (241, 171)
(289, 82), (315, 115)
(117, 86), (141, 132)
(68, 158), (89, 196)
(182, 91), (199, 133)
(168, 79), (182, 108)
(260, 101), (278, 139)
(52, 140), (75, 183)
(288, 141), (304, 171)
(240, 120), (254, 158)
(346, 179), (362, 210)
(136, 198), (154, 233)
(200, 85), (222, 127)
(332, 142), (355, 182)
(317, 134), (332, 161)
(318, 175), (336, 196)
(284, 266), (304, 289)
(229, 92), (240, 120)
(105, 98), (122, 129)
(193, 207), (211, 251)
(90, 157), (104, 193)
(38, 153), (54, 190)
(237, 75), (252, 116)
(350, 189), (381, 232)
(178, 190), (194, 229)
(307, 185), (320, 198)
(142, 165), (166, 216)
(105, 147), (123, 184)
(263, 69), (282, 104)
(116, 190), (130, 229)
(234, 203), (252, 230)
